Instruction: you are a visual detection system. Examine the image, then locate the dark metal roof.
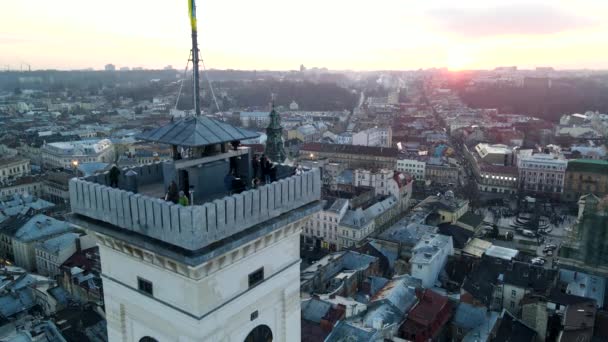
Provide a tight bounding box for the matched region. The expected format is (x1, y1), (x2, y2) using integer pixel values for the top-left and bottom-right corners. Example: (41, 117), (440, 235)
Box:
(136, 116), (259, 147)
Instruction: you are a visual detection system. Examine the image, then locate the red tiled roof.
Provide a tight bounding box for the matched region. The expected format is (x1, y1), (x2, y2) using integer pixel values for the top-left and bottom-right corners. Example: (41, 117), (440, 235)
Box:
(61, 247), (99, 271)
(408, 290), (450, 326)
(393, 172), (413, 188)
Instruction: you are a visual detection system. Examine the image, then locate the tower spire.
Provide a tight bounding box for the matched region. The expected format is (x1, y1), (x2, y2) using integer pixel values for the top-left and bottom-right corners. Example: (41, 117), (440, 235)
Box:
(265, 94), (286, 163)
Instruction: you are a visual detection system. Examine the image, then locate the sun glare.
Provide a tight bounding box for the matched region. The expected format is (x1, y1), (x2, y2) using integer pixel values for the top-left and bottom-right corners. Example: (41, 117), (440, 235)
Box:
(446, 48), (473, 71)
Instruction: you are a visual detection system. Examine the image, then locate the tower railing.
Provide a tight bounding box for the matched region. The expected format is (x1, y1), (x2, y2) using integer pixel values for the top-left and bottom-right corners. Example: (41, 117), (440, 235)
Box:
(69, 162), (321, 250)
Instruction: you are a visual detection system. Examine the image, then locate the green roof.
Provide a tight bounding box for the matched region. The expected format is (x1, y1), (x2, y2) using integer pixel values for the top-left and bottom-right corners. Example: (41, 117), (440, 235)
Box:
(567, 159), (608, 174)
(457, 211), (484, 228)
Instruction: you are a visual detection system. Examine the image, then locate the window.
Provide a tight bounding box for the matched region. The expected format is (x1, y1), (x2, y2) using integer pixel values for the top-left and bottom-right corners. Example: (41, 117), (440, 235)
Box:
(511, 290), (516, 297)
(248, 268), (264, 288)
(140, 337), (158, 342)
(137, 277), (153, 296)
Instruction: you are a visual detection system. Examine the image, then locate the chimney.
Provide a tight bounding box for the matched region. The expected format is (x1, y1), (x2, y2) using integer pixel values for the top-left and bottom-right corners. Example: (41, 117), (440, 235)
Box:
(75, 238), (81, 252)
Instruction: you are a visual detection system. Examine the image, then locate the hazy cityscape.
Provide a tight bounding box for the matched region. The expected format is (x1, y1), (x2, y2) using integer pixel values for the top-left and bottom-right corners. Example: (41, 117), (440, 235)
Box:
(1, 1), (608, 342)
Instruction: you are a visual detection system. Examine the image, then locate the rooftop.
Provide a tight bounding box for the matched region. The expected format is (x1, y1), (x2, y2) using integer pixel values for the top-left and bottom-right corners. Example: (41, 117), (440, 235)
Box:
(12, 214), (74, 243)
(368, 275), (420, 315)
(492, 309), (536, 342)
(301, 251), (378, 288)
(567, 159), (608, 174)
(300, 142), (400, 158)
(37, 232), (79, 254)
(462, 238), (493, 258)
(0, 157), (28, 166)
(462, 310), (500, 342)
(69, 154), (322, 257)
(324, 321), (378, 342)
(379, 222), (437, 245)
(136, 116), (259, 147)
(410, 233), (452, 265)
(418, 194), (468, 213)
(44, 139), (112, 154)
(301, 297), (332, 323)
(456, 211), (484, 229)
(464, 257), (557, 307)
(404, 289), (451, 327)
(558, 269), (606, 307)
(484, 245), (519, 260)
(453, 302), (488, 330)
(475, 143), (513, 156)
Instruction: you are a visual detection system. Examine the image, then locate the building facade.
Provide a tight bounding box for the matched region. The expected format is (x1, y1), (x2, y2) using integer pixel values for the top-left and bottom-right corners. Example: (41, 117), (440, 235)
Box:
(303, 198), (349, 251)
(7, 215), (75, 271)
(0, 157), (30, 183)
(425, 158), (459, 186)
(354, 169), (412, 211)
(352, 127), (392, 148)
(238, 111), (270, 128)
(396, 158), (426, 180)
(41, 139), (113, 169)
(477, 165), (519, 194)
(410, 233), (454, 288)
(35, 232), (80, 277)
(42, 171), (72, 204)
(0, 177), (43, 198)
(300, 143), (398, 170)
(338, 196), (398, 250)
(563, 159), (608, 202)
(518, 154), (568, 195)
(474, 143), (515, 166)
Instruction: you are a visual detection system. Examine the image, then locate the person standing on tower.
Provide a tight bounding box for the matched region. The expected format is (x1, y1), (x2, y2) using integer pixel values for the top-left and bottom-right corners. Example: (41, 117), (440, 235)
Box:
(252, 154), (260, 179)
(109, 164), (120, 188)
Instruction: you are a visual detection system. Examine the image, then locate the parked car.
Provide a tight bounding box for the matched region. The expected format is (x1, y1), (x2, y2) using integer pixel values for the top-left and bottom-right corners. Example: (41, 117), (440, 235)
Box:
(522, 229), (536, 238)
(531, 257), (546, 265)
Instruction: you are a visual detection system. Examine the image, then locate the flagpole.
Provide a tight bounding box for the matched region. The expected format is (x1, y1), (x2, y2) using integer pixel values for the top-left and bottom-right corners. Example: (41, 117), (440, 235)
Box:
(189, 0), (201, 116)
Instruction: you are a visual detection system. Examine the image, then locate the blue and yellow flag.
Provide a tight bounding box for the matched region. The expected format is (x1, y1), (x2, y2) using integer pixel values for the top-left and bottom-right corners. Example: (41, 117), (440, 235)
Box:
(188, 0), (197, 31)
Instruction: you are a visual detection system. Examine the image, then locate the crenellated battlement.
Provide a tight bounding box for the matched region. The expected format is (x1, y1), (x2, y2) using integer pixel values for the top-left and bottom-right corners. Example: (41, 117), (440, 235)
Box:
(69, 162), (321, 251)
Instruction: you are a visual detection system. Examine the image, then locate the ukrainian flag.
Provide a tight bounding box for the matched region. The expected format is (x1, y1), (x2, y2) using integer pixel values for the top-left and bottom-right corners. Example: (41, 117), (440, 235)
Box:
(188, 0), (197, 31)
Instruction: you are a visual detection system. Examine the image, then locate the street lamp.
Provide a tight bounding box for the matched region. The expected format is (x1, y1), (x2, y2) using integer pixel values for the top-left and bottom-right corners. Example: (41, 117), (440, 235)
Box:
(71, 160), (79, 176)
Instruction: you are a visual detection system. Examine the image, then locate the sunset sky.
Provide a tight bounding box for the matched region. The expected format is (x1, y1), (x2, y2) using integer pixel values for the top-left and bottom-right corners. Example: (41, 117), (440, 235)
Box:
(1, 0), (607, 71)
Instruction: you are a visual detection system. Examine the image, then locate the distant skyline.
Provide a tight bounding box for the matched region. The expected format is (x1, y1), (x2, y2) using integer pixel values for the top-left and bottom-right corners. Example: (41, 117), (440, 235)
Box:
(1, 0), (608, 71)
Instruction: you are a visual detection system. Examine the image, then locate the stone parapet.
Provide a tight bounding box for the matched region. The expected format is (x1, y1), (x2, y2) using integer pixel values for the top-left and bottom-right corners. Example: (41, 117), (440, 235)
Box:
(69, 163), (321, 251)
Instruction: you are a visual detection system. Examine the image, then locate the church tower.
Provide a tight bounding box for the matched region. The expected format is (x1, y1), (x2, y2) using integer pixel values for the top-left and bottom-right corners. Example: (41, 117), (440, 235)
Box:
(264, 98), (286, 163)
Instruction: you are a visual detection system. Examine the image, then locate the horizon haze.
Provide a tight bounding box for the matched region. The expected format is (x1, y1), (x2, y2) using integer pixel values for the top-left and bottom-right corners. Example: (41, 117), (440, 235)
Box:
(1, 0), (608, 71)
